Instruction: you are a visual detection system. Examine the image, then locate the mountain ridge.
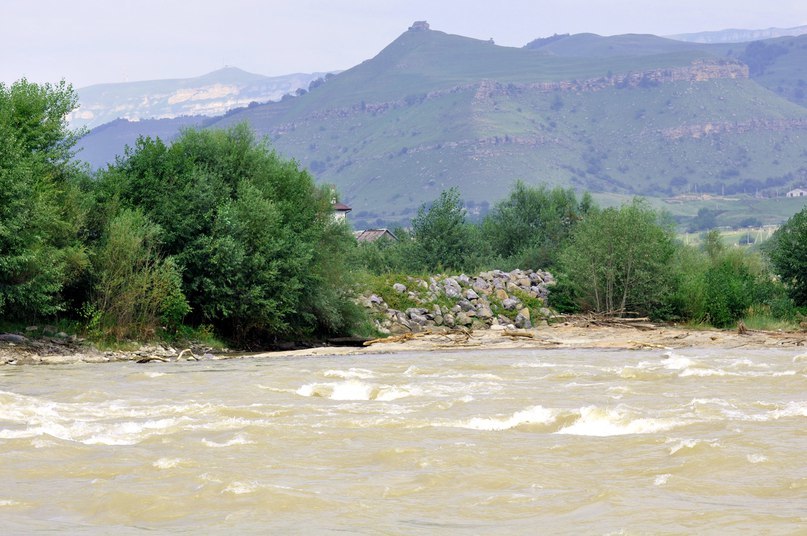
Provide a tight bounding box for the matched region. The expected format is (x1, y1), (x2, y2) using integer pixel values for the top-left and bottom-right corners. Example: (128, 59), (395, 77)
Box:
(75, 26), (807, 227)
(70, 67), (331, 129)
(668, 25), (807, 44)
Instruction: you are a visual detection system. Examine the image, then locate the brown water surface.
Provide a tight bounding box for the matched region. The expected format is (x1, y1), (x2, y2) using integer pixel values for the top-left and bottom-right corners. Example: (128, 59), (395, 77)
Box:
(1, 348), (806, 534)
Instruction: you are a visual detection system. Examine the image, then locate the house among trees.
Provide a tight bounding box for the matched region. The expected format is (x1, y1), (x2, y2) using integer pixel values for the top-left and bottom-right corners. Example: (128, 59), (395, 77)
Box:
(332, 202), (352, 222)
(786, 188), (807, 198)
(409, 21), (430, 31)
(353, 229), (398, 242)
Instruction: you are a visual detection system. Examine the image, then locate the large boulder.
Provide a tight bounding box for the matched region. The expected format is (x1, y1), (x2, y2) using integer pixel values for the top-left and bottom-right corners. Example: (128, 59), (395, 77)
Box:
(443, 278), (463, 298)
(472, 278), (491, 295)
(455, 312), (473, 326)
(476, 303), (494, 319)
(514, 313), (532, 329)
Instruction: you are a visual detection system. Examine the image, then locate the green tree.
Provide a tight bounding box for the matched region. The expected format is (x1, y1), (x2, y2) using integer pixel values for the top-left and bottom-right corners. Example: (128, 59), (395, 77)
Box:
(98, 124), (361, 341)
(558, 199), (676, 317)
(766, 207), (807, 305)
(0, 79), (89, 319)
(410, 188), (475, 272)
(482, 181), (590, 269)
(90, 209), (188, 340)
(687, 207), (720, 232)
(701, 253), (755, 327)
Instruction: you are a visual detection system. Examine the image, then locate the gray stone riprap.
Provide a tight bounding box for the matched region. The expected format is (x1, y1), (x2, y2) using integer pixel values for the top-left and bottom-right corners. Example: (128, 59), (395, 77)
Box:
(360, 269), (556, 335)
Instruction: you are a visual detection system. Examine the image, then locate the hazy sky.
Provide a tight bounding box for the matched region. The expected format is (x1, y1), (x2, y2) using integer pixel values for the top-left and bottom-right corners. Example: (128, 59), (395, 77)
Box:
(2, 0), (806, 88)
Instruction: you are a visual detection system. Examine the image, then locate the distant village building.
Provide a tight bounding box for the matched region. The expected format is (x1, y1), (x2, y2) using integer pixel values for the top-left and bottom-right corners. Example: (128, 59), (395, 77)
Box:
(409, 21), (430, 31)
(332, 202), (352, 222)
(786, 188), (807, 198)
(353, 229), (398, 242)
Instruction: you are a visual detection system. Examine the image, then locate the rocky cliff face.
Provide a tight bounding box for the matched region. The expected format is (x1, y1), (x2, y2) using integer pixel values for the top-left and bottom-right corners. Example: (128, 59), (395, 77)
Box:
(69, 68), (328, 129)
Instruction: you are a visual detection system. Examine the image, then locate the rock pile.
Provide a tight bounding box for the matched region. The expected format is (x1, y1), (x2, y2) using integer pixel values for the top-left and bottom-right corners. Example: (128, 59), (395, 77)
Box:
(361, 269), (555, 335)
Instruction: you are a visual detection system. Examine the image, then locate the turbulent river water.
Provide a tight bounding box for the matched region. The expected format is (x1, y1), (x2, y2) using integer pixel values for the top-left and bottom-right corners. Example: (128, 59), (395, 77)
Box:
(1, 348), (806, 534)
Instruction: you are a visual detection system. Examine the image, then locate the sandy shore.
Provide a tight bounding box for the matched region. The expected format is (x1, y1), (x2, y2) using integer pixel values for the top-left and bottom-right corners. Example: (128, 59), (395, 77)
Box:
(258, 320), (807, 359)
(2, 320), (805, 365)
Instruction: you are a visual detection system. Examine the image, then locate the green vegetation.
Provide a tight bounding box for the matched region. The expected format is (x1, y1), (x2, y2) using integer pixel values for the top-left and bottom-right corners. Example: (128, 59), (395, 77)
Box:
(482, 181), (592, 269)
(557, 200), (677, 317)
(0, 79), (367, 347)
(766, 206), (807, 306)
(4, 78), (807, 349)
(410, 187), (477, 272)
(0, 79), (88, 320)
(357, 187), (806, 331)
(96, 124), (363, 344)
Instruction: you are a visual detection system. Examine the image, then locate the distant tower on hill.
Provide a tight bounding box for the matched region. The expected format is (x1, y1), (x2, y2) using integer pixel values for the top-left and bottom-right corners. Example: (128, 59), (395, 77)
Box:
(409, 21), (430, 31)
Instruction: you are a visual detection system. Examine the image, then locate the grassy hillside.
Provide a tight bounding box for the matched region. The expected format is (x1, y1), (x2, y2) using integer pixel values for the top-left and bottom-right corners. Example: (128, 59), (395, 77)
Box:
(528, 32), (807, 109)
(525, 33), (716, 57)
(76, 27), (807, 229)
(207, 29), (807, 226)
(747, 34), (807, 107)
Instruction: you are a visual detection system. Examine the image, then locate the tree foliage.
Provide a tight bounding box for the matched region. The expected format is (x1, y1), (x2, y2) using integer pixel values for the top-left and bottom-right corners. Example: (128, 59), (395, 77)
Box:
(0, 79), (89, 319)
(89, 208), (188, 340)
(482, 181), (591, 269)
(559, 199), (676, 317)
(410, 187), (476, 272)
(98, 124), (360, 341)
(766, 207), (807, 305)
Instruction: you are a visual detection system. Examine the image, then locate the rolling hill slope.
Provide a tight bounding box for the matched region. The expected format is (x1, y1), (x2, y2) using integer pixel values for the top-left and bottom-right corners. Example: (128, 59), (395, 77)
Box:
(76, 26), (807, 227)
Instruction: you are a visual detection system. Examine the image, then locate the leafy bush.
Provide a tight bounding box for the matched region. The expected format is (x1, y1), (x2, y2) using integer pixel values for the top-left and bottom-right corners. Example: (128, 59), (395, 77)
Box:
(701, 255), (755, 328)
(98, 124), (365, 342)
(765, 207), (807, 306)
(90, 209), (189, 340)
(558, 199), (676, 318)
(481, 181), (591, 270)
(0, 79), (89, 320)
(410, 187), (477, 272)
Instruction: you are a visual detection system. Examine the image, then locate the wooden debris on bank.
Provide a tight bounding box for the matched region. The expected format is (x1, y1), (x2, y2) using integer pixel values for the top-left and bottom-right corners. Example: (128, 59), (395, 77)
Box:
(135, 355), (169, 363)
(364, 328), (474, 347)
(564, 314), (657, 331)
(364, 332), (417, 346)
(503, 329), (536, 339)
(626, 340), (668, 350)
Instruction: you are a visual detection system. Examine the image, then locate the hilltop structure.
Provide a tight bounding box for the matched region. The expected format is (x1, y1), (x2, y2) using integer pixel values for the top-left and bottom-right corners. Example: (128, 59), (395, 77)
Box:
(408, 21), (430, 31)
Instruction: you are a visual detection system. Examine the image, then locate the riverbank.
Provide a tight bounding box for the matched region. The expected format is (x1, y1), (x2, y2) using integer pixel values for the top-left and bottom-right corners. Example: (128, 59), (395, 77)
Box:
(2, 318), (805, 365)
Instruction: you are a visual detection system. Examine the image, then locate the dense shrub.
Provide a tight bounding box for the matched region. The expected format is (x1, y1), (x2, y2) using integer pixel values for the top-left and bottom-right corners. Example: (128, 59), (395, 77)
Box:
(410, 187), (477, 272)
(481, 181), (591, 269)
(0, 79), (89, 320)
(766, 207), (807, 305)
(97, 124), (363, 342)
(558, 199), (676, 317)
(90, 209), (188, 340)
(701, 254), (755, 327)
